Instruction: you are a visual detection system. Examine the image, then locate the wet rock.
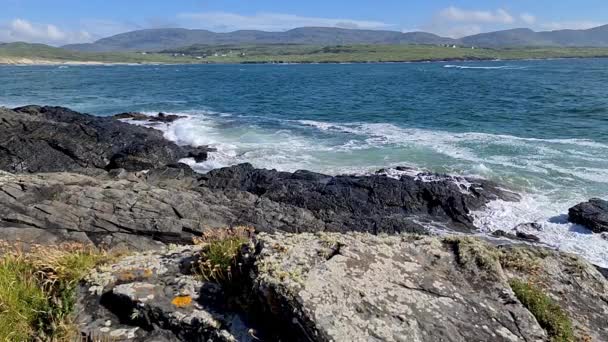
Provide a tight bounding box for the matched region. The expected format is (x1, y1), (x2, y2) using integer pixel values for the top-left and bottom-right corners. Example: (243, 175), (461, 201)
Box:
(0, 106), (211, 173)
(113, 112), (187, 123)
(515, 231), (541, 242)
(200, 163), (520, 233)
(515, 222), (543, 231)
(491, 229), (511, 238)
(0, 159), (523, 248)
(491, 229), (540, 243)
(569, 198), (608, 233)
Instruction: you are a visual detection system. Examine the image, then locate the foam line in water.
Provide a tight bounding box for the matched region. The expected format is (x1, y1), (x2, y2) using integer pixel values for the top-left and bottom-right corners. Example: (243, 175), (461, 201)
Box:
(472, 194), (608, 268)
(444, 65), (527, 70)
(123, 110), (608, 267)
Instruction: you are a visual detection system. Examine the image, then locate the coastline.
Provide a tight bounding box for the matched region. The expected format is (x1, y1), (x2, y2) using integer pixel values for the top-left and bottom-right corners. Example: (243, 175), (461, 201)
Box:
(3, 54), (608, 66)
(1, 104), (608, 340)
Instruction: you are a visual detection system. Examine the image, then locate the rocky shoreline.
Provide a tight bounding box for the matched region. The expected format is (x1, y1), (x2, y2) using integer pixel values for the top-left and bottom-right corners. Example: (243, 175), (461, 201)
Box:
(1, 105), (607, 341)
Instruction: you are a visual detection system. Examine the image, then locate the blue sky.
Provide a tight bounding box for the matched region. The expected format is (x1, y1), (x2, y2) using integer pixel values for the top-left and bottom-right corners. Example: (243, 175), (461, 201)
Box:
(1, 0), (606, 45)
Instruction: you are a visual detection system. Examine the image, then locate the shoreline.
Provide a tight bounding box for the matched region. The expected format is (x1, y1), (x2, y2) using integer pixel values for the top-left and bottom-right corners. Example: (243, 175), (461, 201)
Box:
(3, 54), (608, 66)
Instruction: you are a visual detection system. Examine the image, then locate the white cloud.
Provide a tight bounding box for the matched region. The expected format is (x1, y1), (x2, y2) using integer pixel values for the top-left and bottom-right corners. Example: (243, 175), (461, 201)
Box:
(439, 7), (515, 24)
(540, 20), (604, 31)
(0, 18), (92, 45)
(520, 13), (537, 25)
(178, 11), (391, 32)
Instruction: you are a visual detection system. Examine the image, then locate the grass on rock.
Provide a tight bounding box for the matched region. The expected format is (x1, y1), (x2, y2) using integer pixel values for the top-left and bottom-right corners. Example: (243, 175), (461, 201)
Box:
(194, 227), (254, 283)
(0, 242), (109, 341)
(510, 279), (574, 342)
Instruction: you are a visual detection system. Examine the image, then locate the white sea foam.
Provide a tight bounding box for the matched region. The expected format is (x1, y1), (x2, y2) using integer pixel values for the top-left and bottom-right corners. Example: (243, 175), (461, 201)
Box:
(472, 193), (608, 268)
(444, 65), (527, 70)
(376, 167), (476, 194)
(125, 111), (608, 266)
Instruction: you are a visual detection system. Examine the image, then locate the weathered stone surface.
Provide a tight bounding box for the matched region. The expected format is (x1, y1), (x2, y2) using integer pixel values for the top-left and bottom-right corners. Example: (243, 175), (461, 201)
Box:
(569, 198), (608, 233)
(77, 245), (257, 342)
(0, 168), (329, 249)
(252, 233), (608, 342)
(0, 106), (211, 173)
(76, 233), (608, 341)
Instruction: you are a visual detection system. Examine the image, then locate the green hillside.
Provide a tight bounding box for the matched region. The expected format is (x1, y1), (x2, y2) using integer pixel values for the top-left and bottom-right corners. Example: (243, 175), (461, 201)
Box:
(3, 42), (608, 65)
(162, 44), (608, 63)
(0, 42), (199, 64)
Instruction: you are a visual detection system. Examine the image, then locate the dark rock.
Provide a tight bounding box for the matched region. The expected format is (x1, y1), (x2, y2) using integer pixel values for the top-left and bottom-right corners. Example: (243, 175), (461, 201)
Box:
(515, 231), (541, 242)
(113, 112), (186, 123)
(568, 198), (608, 233)
(515, 222), (543, 231)
(491, 230), (540, 243)
(0, 106), (211, 173)
(0, 106), (523, 246)
(200, 163), (520, 233)
(491, 230), (510, 238)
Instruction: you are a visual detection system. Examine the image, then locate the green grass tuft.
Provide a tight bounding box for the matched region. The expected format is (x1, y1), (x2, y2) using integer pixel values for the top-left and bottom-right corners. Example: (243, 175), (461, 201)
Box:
(0, 243), (108, 341)
(197, 236), (247, 283)
(510, 279), (574, 342)
(194, 227), (253, 284)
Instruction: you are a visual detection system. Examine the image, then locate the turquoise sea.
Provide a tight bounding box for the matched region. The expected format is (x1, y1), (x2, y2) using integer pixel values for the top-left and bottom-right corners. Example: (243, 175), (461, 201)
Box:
(2, 59), (608, 265)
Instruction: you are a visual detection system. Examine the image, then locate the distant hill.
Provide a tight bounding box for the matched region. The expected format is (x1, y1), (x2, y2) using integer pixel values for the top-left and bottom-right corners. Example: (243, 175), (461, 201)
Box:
(62, 25), (608, 52)
(63, 27), (457, 52)
(462, 25), (608, 47)
(0, 42), (199, 64)
(5, 41), (608, 65)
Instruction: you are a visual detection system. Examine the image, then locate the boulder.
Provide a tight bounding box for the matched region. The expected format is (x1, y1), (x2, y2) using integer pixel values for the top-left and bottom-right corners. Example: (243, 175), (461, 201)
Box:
(0, 106), (211, 173)
(568, 198), (608, 233)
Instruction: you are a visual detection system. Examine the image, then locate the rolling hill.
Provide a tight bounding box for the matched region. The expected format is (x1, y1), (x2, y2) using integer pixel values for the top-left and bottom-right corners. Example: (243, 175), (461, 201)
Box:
(62, 25), (608, 53)
(0, 42), (199, 64)
(462, 25), (608, 47)
(62, 27), (457, 52)
(5, 41), (608, 65)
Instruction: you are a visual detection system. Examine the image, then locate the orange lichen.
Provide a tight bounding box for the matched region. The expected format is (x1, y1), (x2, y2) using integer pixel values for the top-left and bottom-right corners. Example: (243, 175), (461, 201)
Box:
(116, 268), (154, 282)
(117, 271), (136, 282)
(171, 295), (193, 308)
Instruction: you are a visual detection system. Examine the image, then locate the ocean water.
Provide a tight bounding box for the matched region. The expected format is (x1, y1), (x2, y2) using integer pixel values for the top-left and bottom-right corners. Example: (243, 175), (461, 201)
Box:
(1, 59), (608, 265)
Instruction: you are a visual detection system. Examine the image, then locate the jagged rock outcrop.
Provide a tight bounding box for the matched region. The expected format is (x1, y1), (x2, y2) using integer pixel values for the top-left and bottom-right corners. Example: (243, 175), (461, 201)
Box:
(200, 163), (519, 232)
(569, 198), (608, 233)
(0, 106), (211, 173)
(75, 233), (608, 341)
(0, 105), (522, 245)
(0, 161), (522, 249)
